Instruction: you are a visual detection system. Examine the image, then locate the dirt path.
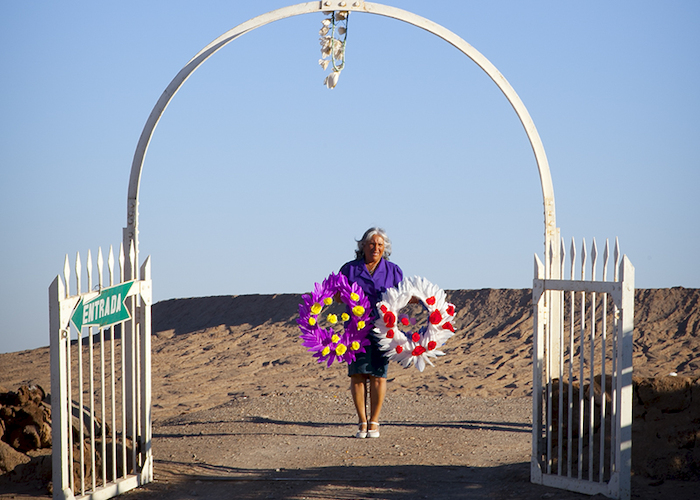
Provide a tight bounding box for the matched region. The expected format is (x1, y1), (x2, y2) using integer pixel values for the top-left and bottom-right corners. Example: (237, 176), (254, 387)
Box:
(126, 393), (693, 500)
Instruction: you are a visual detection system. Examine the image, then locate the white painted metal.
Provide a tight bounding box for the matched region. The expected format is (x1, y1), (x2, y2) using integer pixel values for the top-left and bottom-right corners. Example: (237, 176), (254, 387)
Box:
(531, 253), (546, 480)
(600, 240), (609, 481)
(123, 0), (559, 281)
(49, 245), (153, 500)
(118, 243), (128, 479)
(138, 256), (153, 484)
(50, 275), (77, 500)
(107, 246), (117, 483)
(531, 238), (634, 500)
(617, 256), (634, 500)
(75, 253), (85, 494)
(566, 239), (575, 478)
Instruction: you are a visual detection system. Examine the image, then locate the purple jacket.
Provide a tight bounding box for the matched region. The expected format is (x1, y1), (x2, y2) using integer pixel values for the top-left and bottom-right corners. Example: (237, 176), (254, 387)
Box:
(339, 258), (404, 320)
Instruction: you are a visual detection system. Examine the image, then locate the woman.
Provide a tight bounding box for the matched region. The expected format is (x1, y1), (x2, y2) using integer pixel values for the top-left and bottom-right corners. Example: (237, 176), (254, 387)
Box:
(340, 227), (403, 438)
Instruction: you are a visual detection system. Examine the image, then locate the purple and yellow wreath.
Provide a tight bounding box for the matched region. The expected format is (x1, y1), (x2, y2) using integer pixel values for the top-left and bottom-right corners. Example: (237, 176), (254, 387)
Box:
(297, 272), (372, 366)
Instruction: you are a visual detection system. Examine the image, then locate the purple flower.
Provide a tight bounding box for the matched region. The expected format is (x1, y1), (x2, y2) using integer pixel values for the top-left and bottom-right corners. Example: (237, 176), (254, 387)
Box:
(297, 272), (372, 367)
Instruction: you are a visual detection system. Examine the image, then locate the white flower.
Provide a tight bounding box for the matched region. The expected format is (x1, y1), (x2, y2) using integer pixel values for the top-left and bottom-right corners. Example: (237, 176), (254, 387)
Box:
(332, 39), (344, 60)
(324, 70), (341, 89)
(318, 58), (330, 70)
(320, 36), (332, 57)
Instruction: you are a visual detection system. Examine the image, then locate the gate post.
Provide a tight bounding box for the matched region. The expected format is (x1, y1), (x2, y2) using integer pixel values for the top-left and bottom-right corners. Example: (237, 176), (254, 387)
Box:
(49, 276), (80, 500)
(138, 257), (154, 482)
(531, 254), (546, 482)
(617, 256), (634, 499)
(49, 276), (72, 500)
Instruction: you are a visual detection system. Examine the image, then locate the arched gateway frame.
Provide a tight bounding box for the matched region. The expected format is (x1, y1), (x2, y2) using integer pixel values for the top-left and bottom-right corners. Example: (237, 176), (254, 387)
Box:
(50, 4), (638, 500)
(123, 0), (560, 277)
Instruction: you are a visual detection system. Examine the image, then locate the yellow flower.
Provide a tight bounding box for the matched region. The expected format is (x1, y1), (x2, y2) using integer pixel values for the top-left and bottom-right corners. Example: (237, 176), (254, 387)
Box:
(357, 320), (366, 330)
(311, 303), (323, 315)
(341, 313), (350, 321)
(324, 297), (333, 306)
(308, 317), (316, 326)
(350, 292), (359, 302)
(321, 346), (330, 356)
(351, 341), (360, 351)
(352, 305), (365, 317)
(327, 314), (338, 324)
(331, 334), (340, 344)
(335, 343), (347, 355)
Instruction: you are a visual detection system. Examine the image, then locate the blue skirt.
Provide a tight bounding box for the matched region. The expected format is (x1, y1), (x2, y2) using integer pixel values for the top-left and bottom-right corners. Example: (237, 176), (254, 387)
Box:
(348, 335), (389, 378)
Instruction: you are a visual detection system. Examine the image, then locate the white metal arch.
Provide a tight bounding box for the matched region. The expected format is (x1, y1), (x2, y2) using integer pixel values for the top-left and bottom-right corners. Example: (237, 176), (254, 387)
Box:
(124, 0), (558, 273)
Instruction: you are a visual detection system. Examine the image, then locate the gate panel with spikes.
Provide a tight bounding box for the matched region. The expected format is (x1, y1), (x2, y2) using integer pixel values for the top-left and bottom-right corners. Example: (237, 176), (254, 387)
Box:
(49, 242), (152, 500)
(531, 238), (634, 500)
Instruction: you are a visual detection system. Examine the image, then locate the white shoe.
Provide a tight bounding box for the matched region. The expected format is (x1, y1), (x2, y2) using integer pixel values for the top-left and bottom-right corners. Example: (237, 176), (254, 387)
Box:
(355, 422), (368, 438)
(368, 422), (380, 438)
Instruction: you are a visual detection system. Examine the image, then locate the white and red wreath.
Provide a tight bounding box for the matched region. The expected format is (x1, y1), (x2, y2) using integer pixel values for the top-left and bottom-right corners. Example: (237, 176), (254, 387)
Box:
(374, 276), (457, 372)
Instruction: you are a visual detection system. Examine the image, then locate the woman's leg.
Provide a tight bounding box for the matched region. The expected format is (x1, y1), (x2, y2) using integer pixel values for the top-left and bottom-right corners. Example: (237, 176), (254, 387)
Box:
(350, 374), (368, 424)
(368, 376), (387, 430)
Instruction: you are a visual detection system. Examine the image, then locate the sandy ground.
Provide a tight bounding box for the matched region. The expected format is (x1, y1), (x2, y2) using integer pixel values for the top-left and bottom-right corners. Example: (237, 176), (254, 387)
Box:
(1, 288), (698, 499)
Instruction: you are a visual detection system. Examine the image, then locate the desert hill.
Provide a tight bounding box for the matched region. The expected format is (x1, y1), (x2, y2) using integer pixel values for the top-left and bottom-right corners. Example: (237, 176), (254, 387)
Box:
(2, 288), (698, 416)
(148, 287), (700, 407)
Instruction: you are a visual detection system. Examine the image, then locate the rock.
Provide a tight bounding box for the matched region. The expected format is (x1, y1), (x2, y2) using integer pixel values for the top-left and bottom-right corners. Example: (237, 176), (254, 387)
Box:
(632, 376), (700, 479)
(636, 376), (692, 413)
(2, 402), (51, 452)
(0, 439), (30, 474)
(9, 424), (41, 452)
(7, 448), (51, 492)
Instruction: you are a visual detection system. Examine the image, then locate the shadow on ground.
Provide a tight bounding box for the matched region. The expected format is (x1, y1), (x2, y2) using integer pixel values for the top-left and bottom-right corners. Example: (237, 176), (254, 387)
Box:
(125, 462), (599, 500)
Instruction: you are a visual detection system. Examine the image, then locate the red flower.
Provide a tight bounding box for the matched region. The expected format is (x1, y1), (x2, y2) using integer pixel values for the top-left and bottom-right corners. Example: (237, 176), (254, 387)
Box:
(411, 332), (420, 342)
(384, 311), (396, 327)
(412, 345), (427, 356)
(446, 304), (455, 316)
(429, 310), (442, 324)
(428, 341), (437, 350)
(395, 345), (403, 354)
(386, 329), (395, 339)
(426, 296), (436, 306)
(442, 321), (455, 332)
(400, 317), (410, 326)
(380, 304), (388, 313)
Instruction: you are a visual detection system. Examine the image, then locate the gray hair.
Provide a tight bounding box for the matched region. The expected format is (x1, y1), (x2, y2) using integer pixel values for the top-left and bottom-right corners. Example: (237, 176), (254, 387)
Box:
(354, 227), (392, 261)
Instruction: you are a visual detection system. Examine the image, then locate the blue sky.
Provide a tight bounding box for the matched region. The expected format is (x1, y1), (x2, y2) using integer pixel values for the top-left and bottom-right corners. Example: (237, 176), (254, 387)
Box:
(1, 1), (698, 354)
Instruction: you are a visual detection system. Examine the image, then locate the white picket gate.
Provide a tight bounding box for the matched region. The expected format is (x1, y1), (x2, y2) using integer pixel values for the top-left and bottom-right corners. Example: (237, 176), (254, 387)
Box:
(531, 237), (634, 500)
(49, 242), (152, 500)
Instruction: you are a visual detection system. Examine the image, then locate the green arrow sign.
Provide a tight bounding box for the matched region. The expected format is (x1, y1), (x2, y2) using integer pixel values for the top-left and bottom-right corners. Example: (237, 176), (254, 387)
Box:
(71, 281), (135, 331)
